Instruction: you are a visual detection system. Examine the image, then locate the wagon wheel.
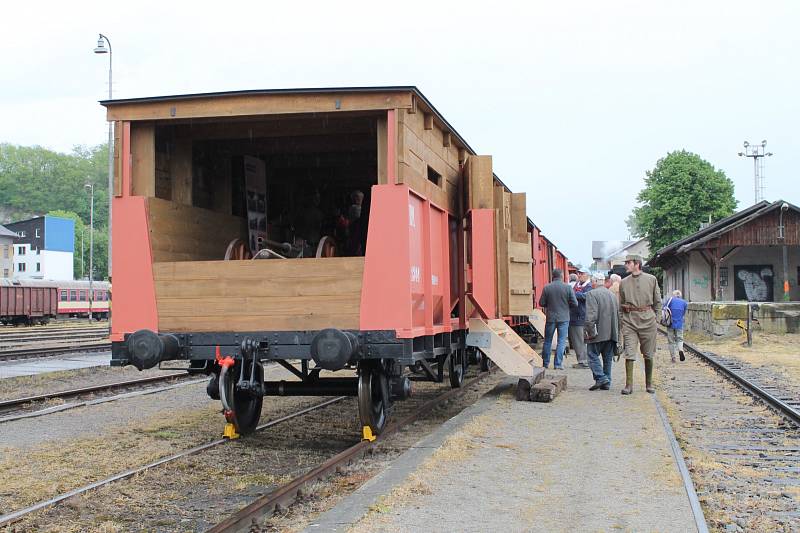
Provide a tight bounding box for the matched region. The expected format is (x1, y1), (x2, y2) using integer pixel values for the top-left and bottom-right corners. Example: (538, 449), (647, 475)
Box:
(219, 361), (263, 435)
(224, 238), (252, 261)
(315, 235), (337, 258)
(449, 348), (468, 388)
(358, 362), (389, 435)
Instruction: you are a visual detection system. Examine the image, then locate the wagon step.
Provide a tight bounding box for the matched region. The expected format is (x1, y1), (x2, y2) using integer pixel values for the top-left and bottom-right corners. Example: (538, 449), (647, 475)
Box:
(466, 318), (542, 377)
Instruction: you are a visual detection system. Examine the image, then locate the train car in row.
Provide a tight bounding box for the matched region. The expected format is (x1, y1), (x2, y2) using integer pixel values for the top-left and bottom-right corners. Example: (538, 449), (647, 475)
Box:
(0, 279), (110, 325)
(104, 87), (570, 436)
(0, 279), (57, 325)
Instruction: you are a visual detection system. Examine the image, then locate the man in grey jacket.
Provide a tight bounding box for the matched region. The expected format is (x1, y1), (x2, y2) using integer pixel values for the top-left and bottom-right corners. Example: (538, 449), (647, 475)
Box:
(584, 272), (619, 390)
(538, 268), (578, 369)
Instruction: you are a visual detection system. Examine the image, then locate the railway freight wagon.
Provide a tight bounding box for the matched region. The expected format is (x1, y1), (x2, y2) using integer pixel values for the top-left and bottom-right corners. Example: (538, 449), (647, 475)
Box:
(106, 87), (563, 436)
(0, 280), (58, 325)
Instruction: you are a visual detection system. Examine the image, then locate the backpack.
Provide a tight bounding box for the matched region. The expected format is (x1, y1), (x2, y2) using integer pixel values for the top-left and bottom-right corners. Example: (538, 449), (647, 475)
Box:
(660, 297), (673, 327)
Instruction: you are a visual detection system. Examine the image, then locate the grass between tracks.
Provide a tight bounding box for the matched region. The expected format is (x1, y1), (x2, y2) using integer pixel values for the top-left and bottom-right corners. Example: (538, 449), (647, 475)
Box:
(687, 331), (800, 384)
(0, 402), (221, 514)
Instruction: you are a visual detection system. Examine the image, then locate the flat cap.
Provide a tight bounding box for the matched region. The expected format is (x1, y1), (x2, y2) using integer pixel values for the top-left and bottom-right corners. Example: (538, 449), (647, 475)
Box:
(624, 254), (644, 263)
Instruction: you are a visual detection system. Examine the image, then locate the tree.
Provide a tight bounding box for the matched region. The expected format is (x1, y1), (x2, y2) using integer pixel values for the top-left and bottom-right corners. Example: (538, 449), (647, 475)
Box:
(0, 143), (109, 280)
(629, 150), (737, 253)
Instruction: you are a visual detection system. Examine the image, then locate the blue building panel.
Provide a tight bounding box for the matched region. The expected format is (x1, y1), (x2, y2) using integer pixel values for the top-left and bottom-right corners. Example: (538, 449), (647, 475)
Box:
(44, 216), (74, 252)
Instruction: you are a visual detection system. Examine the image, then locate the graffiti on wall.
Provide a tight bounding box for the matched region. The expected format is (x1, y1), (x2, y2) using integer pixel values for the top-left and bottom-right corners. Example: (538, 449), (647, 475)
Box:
(692, 275), (709, 289)
(734, 265), (774, 302)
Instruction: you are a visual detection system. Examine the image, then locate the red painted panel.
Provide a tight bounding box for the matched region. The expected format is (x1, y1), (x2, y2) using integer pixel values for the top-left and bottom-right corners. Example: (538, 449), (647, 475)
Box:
(408, 194), (425, 329)
(360, 185), (413, 333)
(470, 209), (497, 319)
(110, 196), (158, 341)
(109, 121), (157, 341)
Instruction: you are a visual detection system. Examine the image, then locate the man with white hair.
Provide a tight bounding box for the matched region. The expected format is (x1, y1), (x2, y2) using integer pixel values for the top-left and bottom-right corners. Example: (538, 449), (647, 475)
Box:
(584, 272), (619, 390)
(664, 289), (688, 362)
(568, 269), (592, 369)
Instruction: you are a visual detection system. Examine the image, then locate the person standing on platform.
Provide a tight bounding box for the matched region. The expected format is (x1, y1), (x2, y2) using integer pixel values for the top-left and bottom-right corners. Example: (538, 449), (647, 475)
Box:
(568, 273), (578, 288)
(619, 255), (661, 395)
(584, 272), (619, 390)
(569, 269), (592, 369)
(538, 268), (578, 370)
(664, 290), (688, 362)
(608, 273), (622, 301)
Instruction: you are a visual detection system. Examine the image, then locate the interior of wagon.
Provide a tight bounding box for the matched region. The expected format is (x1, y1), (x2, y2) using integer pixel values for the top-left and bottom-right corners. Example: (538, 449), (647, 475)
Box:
(148, 112), (380, 261)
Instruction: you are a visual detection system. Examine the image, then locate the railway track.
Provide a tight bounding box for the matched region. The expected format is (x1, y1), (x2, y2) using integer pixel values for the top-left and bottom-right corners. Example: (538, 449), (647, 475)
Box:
(0, 369), (493, 531)
(658, 339), (800, 531)
(208, 370), (492, 533)
(0, 323), (110, 362)
(0, 341), (111, 362)
(0, 371), (197, 423)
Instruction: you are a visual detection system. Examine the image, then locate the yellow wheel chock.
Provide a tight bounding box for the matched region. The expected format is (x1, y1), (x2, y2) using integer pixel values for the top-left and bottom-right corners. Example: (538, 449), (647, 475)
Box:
(362, 425), (377, 442)
(222, 422), (240, 440)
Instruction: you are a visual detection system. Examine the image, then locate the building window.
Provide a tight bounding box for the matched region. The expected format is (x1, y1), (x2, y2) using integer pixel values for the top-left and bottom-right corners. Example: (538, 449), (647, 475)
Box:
(719, 267), (729, 287)
(60, 290), (68, 301)
(70, 290), (78, 301)
(3, 269), (8, 278)
(17, 263), (26, 272)
(2, 245), (7, 258)
(17, 247), (25, 255)
(427, 165), (442, 187)
(17, 231), (25, 238)
(35, 228), (40, 238)
(35, 262), (41, 272)
(35, 248), (40, 255)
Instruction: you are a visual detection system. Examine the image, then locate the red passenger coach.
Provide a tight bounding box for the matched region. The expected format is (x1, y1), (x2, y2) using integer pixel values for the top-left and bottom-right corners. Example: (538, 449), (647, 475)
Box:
(105, 87), (569, 436)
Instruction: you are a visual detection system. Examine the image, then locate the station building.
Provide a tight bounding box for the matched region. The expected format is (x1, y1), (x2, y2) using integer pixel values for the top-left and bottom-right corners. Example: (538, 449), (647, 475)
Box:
(649, 200), (800, 303)
(0, 224), (17, 279)
(3, 215), (74, 281)
(649, 200), (800, 335)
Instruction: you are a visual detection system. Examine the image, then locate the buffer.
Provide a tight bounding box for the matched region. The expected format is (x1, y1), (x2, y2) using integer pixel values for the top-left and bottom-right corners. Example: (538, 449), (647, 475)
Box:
(467, 318), (543, 376)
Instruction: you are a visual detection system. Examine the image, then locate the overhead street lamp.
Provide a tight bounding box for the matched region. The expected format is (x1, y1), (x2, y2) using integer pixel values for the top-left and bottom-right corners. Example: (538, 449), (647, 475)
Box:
(85, 182), (95, 321)
(93, 33), (113, 282)
(737, 140), (773, 204)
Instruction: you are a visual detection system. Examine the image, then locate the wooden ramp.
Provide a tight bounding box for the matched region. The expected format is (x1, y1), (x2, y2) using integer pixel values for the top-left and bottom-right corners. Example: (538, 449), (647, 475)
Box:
(468, 318), (543, 377)
(529, 309), (547, 337)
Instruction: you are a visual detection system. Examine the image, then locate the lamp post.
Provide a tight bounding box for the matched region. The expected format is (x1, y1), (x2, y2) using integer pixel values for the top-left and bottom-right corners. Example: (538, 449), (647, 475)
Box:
(85, 182), (95, 321)
(738, 140), (773, 205)
(93, 34), (113, 282)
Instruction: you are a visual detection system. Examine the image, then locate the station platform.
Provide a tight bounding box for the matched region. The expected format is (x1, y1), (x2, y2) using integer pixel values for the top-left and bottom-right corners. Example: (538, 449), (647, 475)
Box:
(306, 359), (703, 533)
(0, 351), (111, 379)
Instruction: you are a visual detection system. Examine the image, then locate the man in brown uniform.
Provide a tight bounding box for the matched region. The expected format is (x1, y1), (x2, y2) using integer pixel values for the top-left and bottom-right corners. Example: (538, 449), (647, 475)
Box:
(619, 255), (661, 395)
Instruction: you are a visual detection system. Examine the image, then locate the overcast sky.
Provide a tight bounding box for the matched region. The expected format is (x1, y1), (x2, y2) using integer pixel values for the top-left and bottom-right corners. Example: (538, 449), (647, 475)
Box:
(1, 0), (798, 265)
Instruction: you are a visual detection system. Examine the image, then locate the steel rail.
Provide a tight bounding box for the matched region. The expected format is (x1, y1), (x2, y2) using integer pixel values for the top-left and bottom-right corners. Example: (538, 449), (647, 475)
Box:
(0, 372), (191, 410)
(207, 370), (493, 533)
(0, 397), (346, 528)
(682, 340), (800, 426)
(0, 343), (111, 361)
(653, 395), (710, 533)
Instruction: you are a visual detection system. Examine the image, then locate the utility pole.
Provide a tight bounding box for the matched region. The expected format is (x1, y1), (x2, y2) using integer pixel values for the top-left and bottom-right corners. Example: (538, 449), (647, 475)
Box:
(738, 140), (773, 204)
(85, 182), (95, 320)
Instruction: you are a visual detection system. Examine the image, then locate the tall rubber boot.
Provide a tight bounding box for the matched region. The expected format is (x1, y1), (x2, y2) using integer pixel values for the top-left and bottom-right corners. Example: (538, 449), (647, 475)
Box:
(620, 360), (634, 395)
(645, 358), (655, 394)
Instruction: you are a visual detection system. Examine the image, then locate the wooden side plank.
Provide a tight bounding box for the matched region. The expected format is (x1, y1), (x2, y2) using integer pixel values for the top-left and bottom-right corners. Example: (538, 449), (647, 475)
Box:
(510, 193), (528, 243)
(467, 156), (493, 210)
(131, 123), (155, 197)
(153, 257), (365, 332)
